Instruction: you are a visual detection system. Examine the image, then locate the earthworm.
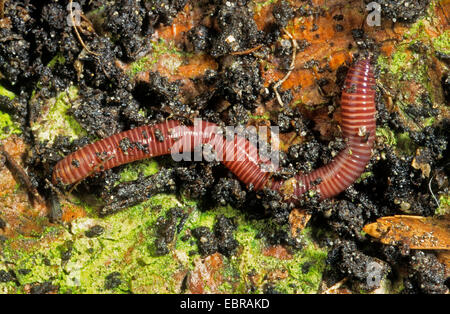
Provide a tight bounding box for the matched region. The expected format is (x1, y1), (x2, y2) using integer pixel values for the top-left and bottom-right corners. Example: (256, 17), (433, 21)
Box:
(52, 58), (376, 202)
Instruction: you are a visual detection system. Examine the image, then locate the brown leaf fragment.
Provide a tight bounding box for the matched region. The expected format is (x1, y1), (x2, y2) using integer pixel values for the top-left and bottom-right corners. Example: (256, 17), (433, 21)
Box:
(411, 148), (431, 178)
(363, 215), (450, 250)
(289, 208), (312, 237)
(262, 245), (293, 260)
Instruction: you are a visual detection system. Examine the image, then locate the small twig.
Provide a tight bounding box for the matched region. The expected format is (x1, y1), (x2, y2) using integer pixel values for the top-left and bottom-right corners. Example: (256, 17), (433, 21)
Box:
(0, 144), (44, 204)
(322, 278), (348, 294)
(0, 0), (5, 19)
(69, 0), (100, 56)
(437, 2), (449, 24)
(273, 29), (297, 107)
(230, 44), (263, 56)
(429, 175), (440, 208)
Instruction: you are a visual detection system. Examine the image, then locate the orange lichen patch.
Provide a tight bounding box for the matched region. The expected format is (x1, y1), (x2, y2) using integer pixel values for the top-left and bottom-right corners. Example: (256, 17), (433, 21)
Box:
(176, 54), (218, 79)
(289, 208), (312, 237)
(262, 244), (293, 260)
(363, 215), (450, 250)
(153, 4), (196, 43)
(380, 42), (396, 57)
(60, 200), (87, 223)
(0, 135), (49, 238)
(187, 253), (224, 294)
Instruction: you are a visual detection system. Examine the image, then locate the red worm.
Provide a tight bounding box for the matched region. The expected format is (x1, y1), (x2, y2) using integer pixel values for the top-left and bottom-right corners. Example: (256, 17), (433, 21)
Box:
(52, 58), (376, 202)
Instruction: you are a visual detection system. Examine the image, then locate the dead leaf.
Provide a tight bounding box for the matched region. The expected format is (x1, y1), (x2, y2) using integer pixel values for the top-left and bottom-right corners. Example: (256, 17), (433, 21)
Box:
(289, 208), (312, 237)
(363, 215), (450, 250)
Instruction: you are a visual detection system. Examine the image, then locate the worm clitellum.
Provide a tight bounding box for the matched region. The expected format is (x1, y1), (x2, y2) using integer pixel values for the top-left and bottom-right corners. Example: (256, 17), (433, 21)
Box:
(52, 58), (376, 202)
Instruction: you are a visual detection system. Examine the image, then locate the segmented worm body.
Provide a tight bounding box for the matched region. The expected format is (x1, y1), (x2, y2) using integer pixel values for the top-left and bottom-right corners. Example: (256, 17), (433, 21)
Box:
(52, 59), (376, 202)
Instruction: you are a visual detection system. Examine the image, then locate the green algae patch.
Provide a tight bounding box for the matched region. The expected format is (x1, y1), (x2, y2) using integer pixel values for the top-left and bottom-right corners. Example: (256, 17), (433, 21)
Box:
(0, 86), (20, 140)
(184, 206), (327, 293)
(435, 194), (450, 216)
(30, 86), (86, 144)
(376, 128), (417, 156)
(0, 85), (15, 100)
(0, 110), (21, 140)
(432, 30), (450, 54)
(47, 53), (66, 68)
(128, 39), (193, 77)
(118, 159), (159, 183)
(0, 192), (327, 294)
(377, 12), (448, 137)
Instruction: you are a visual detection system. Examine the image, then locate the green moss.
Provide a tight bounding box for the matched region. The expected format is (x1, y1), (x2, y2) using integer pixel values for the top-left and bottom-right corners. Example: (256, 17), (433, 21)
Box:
(118, 159), (159, 183)
(30, 86), (86, 144)
(47, 53), (66, 68)
(354, 171), (373, 184)
(376, 127), (396, 146)
(0, 86), (20, 139)
(254, 0), (277, 12)
(396, 132), (416, 156)
(0, 85), (15, 100)
(432, 30), (450, 54)
(0, 110), (21, 140)
(376, 128), (417, 156)
(435, 194), (450, 216)
(128, 39), (193, 76)
(1, 194), (328, 293)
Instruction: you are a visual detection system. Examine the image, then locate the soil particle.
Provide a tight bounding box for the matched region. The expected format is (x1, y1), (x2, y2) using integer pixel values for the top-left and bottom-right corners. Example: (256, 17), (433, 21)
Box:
(85, 225), (105, 238)
(104, 272), (122, 290)
(212, 178), (246, 209)
(101, 168), (177, 216)
(192, 226), (218, 257)
(405, 251), (448, 294)
(154, 207), (186, 255)
(326, 240), (390, 291)
(104, 0), (151, 61)
(213, 215), (238, 256)
(0, 270), (14, 283)
(218, 55), (263, 110)
(210, 2), (264, 57)
(29, 281), (58, 294)
(192, 215), (238, 257)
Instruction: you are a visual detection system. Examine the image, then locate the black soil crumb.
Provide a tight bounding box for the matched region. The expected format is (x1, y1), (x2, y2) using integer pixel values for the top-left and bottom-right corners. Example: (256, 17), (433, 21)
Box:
(0, 270), (14, 283)
(154, 207), (188, 256)
(403, 251), (448, 294)
(192, 215), (238, 257)
(214, 215), (238, 256)
(326, 240), (390, 291)
(85, 225), (105, 238)
(101, 168), (177, 216)
(29, 281), (59, 294)
(104, 272), (122, 290)
(192, 226), (218, 257)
